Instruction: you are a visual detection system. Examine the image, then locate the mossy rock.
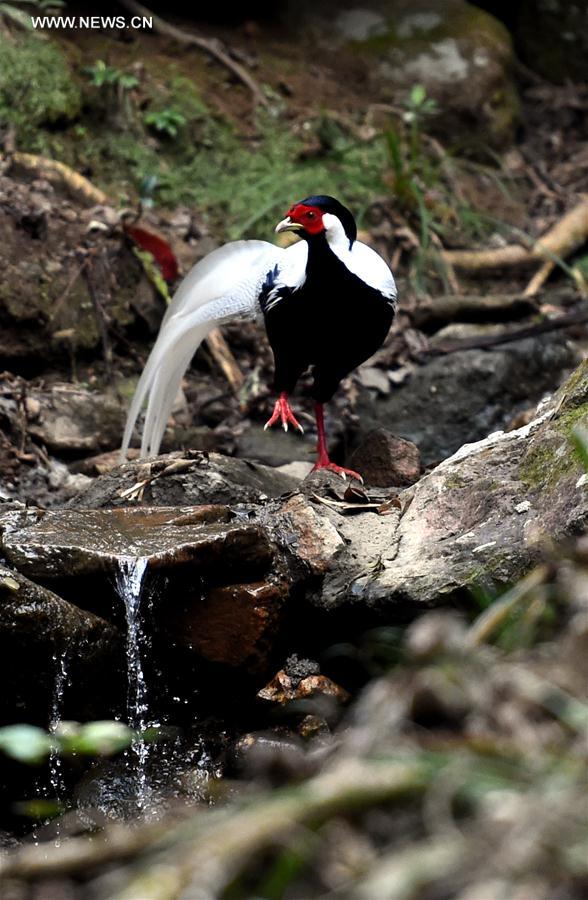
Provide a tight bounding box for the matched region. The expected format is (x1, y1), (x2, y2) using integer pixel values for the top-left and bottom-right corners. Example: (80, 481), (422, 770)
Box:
(519, 360), (588, 493)
(327, 0), (520, 149)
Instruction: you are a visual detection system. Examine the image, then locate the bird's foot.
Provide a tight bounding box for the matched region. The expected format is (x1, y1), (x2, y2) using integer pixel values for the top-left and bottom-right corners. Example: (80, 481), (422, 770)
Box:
(264, 393), (304, 433)
(311, 459), (364, 483)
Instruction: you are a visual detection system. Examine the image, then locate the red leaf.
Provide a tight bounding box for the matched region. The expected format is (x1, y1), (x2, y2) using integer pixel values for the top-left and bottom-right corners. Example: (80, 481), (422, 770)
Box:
(124, 224), (179, 282)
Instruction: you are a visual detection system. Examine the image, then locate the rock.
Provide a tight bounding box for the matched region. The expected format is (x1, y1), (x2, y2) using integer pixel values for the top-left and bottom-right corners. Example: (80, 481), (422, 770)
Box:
(69, 451), (298, 508)
(0, 174), (163, 366)
(296, 0), (520, 148)
(26, 384), (125, 454)
(0, 564), (122, 725)
(316, 360), (588, 611)
(236, 425), (316, 468)
(0, 487), (342, 677)
(258, 670), (350, 705)
(168, 581), (288, 672)
(348, 428), (421, 486)
(276, 461), (314, 481)
(0, 35), (82, 135)
(515, 1), (588, 82)
(354, 335), (579, 467)
(0, 505), (273, 587)
(268, 493), (344, 578)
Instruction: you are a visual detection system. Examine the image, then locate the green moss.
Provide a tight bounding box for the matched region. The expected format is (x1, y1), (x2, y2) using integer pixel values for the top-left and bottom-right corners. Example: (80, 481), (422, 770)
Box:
(518, 362), (588, 492)
(444, 474), (466, 490)
(0, 35), (82, 145)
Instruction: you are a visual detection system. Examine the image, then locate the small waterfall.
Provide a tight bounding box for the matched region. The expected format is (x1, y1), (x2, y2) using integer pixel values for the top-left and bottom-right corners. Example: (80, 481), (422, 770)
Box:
(115, 556), (152, 812)
(116, 557), (149, 732)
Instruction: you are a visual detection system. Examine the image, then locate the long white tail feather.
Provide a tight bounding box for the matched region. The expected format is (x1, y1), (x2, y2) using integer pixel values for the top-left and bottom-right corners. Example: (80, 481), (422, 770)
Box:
(142, 338), (205, 457)
(120, 240), (299, 460)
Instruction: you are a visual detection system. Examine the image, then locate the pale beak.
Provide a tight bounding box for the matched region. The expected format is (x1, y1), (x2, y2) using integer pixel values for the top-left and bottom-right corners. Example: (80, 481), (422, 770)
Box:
(275, 216), (302, 234)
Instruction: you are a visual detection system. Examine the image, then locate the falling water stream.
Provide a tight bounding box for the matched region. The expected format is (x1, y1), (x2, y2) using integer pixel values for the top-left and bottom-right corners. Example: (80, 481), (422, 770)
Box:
(115, 556), (152, 813)
(48, 650), (69, 806)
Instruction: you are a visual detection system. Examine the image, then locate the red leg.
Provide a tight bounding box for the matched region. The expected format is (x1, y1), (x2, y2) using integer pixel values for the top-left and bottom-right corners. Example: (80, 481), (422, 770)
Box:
(311, 403), (363, 482)
(264, 391), (304, 433)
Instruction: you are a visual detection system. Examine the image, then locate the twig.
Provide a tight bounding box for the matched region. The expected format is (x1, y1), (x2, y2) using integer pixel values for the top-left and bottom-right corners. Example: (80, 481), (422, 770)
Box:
(118, 0), (269, 108)
(523, 259), (555, 297)
(83, 255), (114, 380)
(50, 256), (90, 320)
(8, 152), (109, 206)
(431, 307), (588, 355)
(204, 328), (244, 395)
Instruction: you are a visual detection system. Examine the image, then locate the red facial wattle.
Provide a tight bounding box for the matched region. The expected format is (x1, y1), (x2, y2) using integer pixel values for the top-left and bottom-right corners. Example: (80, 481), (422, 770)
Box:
(286, 203), (325, 235)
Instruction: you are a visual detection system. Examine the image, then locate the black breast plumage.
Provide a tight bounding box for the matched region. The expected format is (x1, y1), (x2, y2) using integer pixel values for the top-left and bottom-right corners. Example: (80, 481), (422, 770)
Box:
(259, 233), (394, 403)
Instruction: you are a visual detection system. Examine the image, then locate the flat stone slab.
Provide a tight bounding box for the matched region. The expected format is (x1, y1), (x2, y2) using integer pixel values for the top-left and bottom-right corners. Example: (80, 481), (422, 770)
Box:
(0, 505), (273, 579)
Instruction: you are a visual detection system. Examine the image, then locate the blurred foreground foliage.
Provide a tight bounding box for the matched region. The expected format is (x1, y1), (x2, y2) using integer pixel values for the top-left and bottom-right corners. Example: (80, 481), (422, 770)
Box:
(0, 720), (159, 765)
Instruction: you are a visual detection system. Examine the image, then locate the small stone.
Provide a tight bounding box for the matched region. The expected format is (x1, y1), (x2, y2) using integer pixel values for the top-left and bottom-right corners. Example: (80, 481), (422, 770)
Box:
(258, 670), (349, 705)
(24, 397), (41, 420)
(348, 428), (421, 487)
(515, 500), (531, 514)
(0, 576), (20, 591)
(357, 367), (390, 395)
(276, 461), (314, 481)
(298, 714), (329, 739)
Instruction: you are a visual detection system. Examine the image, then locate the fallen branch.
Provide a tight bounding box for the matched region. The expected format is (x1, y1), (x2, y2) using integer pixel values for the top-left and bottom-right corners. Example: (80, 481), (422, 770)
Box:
(431, 307), (588, 355)
(118, 0), (268, 108)
(411, 294), (538, 330)
(8, 152), (109, 206)
(440, 244), (532, 272)
(441, 198), (588, 295)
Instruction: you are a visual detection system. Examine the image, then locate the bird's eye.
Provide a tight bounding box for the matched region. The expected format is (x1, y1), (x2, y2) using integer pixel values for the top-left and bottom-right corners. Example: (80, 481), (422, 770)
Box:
(307, 211), (315, 219)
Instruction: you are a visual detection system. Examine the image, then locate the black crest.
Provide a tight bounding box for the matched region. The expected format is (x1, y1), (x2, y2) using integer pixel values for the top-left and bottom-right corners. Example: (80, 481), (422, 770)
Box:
(299, 195), (357, 247)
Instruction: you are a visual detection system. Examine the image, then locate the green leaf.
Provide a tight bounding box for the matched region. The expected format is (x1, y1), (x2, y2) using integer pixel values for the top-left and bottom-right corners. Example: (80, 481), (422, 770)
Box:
(119, 74), (139, 90)
(410, 84), (427, 107)
(0, 724), (53, 765)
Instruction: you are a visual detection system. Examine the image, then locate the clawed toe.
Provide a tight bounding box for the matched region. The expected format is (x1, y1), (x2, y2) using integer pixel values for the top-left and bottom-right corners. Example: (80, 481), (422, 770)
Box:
(264, 393), (304, 434)
(311, 461), (364, 483)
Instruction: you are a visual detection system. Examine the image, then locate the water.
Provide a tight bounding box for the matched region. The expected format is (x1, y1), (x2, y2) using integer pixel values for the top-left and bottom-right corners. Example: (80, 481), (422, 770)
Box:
(32, 649), (70, 846)
(114, 556), (153, 813)
(48, 650), (69, 804)
(116, 557), (149, 732)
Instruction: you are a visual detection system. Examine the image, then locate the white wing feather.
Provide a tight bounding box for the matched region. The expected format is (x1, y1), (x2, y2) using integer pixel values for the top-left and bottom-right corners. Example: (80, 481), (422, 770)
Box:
(121, 239), (306, 459)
